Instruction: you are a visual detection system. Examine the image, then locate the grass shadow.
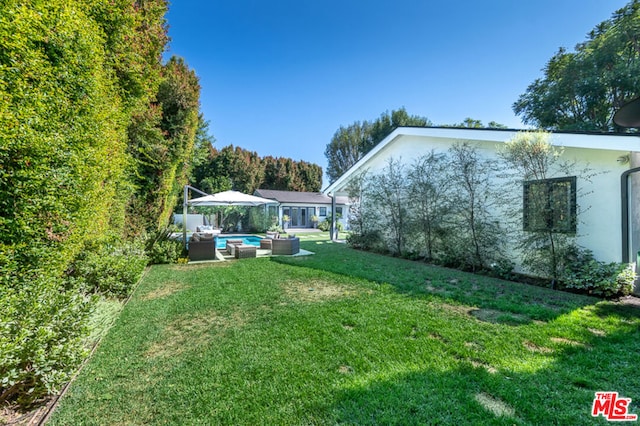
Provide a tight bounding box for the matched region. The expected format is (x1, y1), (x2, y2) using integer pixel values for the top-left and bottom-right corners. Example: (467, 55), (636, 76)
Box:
(326, 308), (640, 425)
(272, 240), (599, 323)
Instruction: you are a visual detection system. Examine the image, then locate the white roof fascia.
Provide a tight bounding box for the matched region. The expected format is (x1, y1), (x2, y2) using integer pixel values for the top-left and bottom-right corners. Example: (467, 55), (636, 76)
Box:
(323, 127), (640, 195)
(323, 128), (405, 195)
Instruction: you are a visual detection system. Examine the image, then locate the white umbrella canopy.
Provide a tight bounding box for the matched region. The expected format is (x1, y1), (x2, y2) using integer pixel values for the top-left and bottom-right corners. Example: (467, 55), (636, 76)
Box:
(187, 190), (276, 207)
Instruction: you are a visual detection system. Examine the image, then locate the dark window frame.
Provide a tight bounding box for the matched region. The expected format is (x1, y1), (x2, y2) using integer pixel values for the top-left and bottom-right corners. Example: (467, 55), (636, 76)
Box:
(319, 207), (327, 216)
(523, 176), (577, 234)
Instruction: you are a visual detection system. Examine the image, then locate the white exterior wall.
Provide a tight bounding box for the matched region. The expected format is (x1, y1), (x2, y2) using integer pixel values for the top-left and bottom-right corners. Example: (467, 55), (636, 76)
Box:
(327, 129), (638, 266)
(172, 213), (210, 232)
(277, 203), (348, 229)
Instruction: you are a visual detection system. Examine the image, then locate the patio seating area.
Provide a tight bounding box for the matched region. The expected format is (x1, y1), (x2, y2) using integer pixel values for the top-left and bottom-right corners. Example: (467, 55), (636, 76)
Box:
(188, 234), (307, 262)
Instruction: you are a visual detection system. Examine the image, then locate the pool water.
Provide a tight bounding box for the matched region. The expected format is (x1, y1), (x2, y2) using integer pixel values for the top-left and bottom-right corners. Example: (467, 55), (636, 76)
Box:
(216, 235), (263, 249)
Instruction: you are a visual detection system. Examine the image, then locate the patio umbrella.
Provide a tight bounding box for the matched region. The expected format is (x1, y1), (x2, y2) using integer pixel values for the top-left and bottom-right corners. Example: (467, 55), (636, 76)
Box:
(187, 190), (276, 206)
(182, 188), (277, 249)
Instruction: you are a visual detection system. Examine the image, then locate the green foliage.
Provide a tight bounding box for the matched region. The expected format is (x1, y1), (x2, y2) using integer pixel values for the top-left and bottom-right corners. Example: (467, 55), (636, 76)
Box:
(498, 131), (588, 282)
(0, 276), (92, 407)
(128, 56), (201, 234)
(145, 227), (184, 265)
(318, 214), (343, 233)
(346, 148), (506, 269)
(488, 259), (517, 280)
(191, 145), (322, 194)
(247, 209), (273, 233)
(0, 0), (185, 409)
(513, 1), (640, 131)
(317, 220), (330, 232)
(444, 142), (505, 271)
(346, 230), (383, 251)
(368, 158), (410, 255)
(407, 152), (448, 261)
(325, 108), (431, 184)
(561, 248), (636, 297)
(71, 240), (148, 299)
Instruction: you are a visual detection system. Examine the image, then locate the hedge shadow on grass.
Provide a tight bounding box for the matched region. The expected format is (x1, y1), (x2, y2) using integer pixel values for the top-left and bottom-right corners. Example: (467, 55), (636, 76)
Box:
(271, 241), (599, 324)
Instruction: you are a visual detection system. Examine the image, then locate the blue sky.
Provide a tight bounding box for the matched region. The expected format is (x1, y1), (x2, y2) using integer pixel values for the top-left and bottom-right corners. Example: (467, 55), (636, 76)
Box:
(165, 0), (630, 186)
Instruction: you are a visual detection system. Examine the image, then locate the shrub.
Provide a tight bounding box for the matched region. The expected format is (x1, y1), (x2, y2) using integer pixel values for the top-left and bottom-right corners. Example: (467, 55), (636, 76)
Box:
(489, 259), (517, 280)
(147, 239), (184, 265)
(318, 215), (343, 232)
(317, 220), (330, 232)
(347, 230), (383, 251)
(145, 227), (185, 264)
(0, 276), (92, 407)
(71, 240), (148, 299)
(561, 248), (636, 297)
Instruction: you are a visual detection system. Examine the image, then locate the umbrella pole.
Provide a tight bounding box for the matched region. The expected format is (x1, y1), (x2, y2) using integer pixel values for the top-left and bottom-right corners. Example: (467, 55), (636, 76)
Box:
(183, 185), (210, 251)
(183, 185), (188, 250)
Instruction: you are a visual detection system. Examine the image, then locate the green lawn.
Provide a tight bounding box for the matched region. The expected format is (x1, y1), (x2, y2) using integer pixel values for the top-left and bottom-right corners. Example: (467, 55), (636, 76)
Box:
(50, 234), (640, 425)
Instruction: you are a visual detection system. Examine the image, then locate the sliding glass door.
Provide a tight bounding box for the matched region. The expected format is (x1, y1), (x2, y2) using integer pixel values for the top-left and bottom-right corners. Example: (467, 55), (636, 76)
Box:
(283, 207), (316, 228)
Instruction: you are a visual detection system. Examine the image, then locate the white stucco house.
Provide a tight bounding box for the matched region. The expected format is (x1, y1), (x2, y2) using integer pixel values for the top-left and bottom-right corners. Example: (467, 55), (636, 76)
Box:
(254, 189), (349, 230)
(323, 127), (640, 285)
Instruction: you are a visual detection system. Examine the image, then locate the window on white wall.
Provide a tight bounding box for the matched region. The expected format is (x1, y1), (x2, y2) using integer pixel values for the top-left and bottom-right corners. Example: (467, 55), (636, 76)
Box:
(523, 176), (577, 233)
(319, 207), (327, 216)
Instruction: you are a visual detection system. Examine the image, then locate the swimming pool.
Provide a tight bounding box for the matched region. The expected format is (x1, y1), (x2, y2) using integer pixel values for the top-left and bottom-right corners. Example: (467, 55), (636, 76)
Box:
(215, 235), (263, 249)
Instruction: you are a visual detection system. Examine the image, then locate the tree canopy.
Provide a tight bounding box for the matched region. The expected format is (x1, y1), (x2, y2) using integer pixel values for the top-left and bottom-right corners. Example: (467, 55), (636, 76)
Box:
(325, 108), (431, 184)
(513, 0), (640, 131)
(324, 109), (510, 184)
(191, 145), (323, 195)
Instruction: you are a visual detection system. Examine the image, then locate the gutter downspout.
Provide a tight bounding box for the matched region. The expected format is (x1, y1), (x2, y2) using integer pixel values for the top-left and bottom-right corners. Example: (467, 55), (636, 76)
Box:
(621, 167), (640, 263)
(330, 193), (336, 241)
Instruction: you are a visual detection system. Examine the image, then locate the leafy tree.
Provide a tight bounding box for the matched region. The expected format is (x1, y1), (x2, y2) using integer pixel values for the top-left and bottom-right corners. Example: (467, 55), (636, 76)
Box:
(442, 118), (509, 129)
(444, 142), (503, 271)
(345, 171), (383, 251)
(488, 121), (509, 129)
(127, 56), (201, 234)
(325, 108), (431, 184)
(192, 147), (323, 194)
(368, 158), (410, 255)
(513, 0), (640, 131)
(0, 0), (187, 407)
(407, 152), (448, 261)
(363, 108), (432, 153)
(325, 122), (369, 184)
(456, 117), (483, 128)
(498, 131), (590, 283)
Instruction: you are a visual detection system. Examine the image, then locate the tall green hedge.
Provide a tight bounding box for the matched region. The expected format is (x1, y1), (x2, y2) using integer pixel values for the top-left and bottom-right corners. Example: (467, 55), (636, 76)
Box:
(0, 0), (201, 407)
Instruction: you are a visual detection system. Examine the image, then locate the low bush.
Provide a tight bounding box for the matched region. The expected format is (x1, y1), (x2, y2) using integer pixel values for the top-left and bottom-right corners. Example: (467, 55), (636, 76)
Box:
(0, 276), (92, 407)
(561, 248), (636, 297)
(71, 240), (148, 299)
(147, 239), (184, 264)
(488, 259), (517, 280)
(317, 220), (330, 232)
(347, 230), (383, 251)
(145, 227), (185, 264)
